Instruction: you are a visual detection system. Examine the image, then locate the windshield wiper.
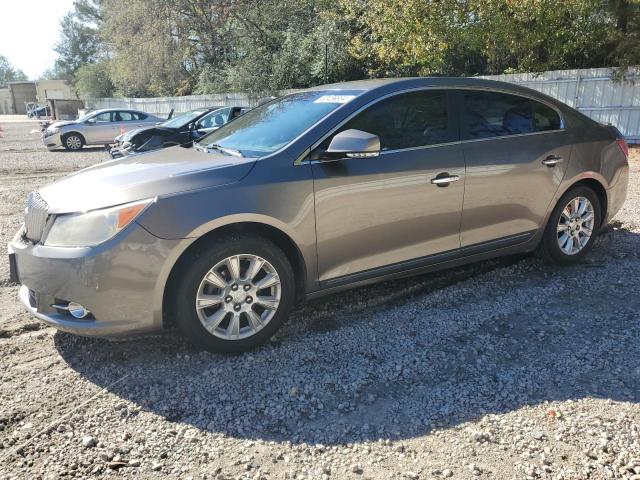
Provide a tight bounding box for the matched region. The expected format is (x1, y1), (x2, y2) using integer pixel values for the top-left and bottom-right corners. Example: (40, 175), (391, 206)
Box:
(193, 142), (207, 153)
(206, 143), (244, 157)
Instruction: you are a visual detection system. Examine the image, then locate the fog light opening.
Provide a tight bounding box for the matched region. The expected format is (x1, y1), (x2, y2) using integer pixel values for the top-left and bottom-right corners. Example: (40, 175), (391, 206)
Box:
(67, 302), (90, 319)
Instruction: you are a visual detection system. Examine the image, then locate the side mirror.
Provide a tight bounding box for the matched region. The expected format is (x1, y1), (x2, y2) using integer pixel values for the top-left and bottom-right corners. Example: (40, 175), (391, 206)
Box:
(325, 129), (380, 159)
(86, 118), (96, 124)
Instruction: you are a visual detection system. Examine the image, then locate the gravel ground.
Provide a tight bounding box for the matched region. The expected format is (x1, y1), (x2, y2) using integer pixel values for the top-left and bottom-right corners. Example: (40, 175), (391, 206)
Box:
(0, 120), (639, 480)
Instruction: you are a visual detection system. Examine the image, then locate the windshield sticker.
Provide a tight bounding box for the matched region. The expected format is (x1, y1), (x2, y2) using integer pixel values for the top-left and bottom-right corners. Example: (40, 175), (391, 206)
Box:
(313, 95), (357, 104)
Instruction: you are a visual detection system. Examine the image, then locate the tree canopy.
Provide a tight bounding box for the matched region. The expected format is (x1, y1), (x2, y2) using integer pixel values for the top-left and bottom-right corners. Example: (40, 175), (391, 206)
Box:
(0, 55), (28, 84)
(56, 0), (640, 98)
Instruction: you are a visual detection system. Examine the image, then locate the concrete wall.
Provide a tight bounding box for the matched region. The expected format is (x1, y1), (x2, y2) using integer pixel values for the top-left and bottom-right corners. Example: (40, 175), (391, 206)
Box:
(8, 82), (37, 115)
(0, 88), (11, 114)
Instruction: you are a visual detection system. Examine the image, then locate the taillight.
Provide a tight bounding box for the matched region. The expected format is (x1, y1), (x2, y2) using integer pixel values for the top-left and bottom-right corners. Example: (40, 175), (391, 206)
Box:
(617, 138), (629, 159)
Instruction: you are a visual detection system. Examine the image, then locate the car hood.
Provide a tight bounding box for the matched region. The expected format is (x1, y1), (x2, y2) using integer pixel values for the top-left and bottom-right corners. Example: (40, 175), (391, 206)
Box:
(38, 146), (257, 214)
(121, 125), (156, 141)
(48, 120), (78, 129)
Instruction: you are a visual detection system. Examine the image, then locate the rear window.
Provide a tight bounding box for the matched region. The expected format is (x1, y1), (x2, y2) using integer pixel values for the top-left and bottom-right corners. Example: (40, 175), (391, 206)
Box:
(460, 91), (562, 140)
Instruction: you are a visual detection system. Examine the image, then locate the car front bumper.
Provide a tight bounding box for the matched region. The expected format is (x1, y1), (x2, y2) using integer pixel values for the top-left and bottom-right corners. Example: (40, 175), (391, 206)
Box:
(42, 131), (62, 150)
(9, 223), (181, 337)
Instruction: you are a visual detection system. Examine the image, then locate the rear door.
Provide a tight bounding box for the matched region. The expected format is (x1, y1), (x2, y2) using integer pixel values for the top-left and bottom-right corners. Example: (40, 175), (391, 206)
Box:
(312, 89), (465, 282)
(110, 111), (142, 139)
(455, 89), (571, 247)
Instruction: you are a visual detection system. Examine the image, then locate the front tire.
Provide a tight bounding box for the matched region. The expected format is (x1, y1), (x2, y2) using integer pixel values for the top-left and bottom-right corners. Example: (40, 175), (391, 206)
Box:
(538, 185), (602, 265)
(62, 133), (84, 151)
(173, 233), (295, 353)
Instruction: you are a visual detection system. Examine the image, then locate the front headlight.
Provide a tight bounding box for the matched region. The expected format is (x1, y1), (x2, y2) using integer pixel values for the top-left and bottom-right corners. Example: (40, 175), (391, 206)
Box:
(45, 127), (60, 137)
(44, 199), (154, 247)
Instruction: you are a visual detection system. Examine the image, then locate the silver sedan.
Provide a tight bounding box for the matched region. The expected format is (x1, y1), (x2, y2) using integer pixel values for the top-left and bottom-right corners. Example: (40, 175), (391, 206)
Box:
(42, 108), (162, 151)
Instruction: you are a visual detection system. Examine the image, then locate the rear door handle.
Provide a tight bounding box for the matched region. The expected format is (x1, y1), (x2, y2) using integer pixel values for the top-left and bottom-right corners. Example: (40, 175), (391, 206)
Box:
(542, 155), (563, 167)
(430, 173), (460, 187)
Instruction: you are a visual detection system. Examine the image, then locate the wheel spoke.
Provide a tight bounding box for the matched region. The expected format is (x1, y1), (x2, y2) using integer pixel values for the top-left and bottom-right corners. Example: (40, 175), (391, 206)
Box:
(254, 273), (279, 290)
(204, 270), (227, 289)
(203, 308), (227, 331)
(558, 232), (571, 252)
(227, 313), (240, 339)
(581, 212), (594, 223)
(244, 257), (265, 282)
(572, 235), (580, 253)
(196, 293), (223, 309)
(246, 309), (264, 331)
(572, 198), (580, 215)
(226, 256), (241, 282)
(255, 295), (279, 310)
(557, 223), (569, 232)
(561, 208), (572, 222)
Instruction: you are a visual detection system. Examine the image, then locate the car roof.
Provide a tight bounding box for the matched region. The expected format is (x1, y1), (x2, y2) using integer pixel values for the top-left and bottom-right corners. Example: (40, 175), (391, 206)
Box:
(90, 108), (154, 115)
(307, 77), (559, 106)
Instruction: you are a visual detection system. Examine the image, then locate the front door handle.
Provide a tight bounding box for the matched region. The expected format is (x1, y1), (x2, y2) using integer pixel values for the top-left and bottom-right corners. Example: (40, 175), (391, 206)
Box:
(542, 155), (563, 167)
(430, 173), (460, 187)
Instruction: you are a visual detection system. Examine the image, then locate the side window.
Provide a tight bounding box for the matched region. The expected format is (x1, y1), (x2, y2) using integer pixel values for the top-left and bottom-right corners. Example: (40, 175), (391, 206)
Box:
(337, 90), (455, 151)
(461, 91), (536, 140)
(93, 112), (112, 123)
(532, 102), (561, 131)
(200, 108), (230, 129)
(132, 112), (147, 120)
(115, 111), (135, 122)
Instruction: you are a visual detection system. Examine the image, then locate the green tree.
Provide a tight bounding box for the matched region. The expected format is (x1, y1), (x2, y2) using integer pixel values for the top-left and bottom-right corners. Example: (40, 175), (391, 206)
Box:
(74, 61), (114, 98)
(102, 0), (188, 96)
(0, 55), (28, 84)
(340, 0), (638, 76)
(54, 11), (102, 76)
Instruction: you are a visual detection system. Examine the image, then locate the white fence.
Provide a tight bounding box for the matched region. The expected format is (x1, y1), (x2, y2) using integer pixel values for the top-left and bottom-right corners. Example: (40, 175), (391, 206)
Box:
(88, 67), (640, 141)
(483, 68), (640, 142)
(86, 93), (261, 115)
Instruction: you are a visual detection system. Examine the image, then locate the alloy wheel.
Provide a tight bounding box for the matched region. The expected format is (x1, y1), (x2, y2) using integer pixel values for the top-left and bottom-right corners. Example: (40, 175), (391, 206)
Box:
(556, 196), (595, 255)
(195, 254), (281, 340)
(66, 135), (82, 150)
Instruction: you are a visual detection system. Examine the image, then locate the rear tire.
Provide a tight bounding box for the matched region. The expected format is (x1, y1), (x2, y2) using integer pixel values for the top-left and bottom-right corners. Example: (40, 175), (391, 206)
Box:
(62, 133), (84, 151)
(173, 233), (295, 353)
(537, 185), (602, 265)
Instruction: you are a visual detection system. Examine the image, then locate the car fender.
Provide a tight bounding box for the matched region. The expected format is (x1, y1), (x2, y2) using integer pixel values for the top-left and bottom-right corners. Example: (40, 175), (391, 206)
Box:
(149, 213), (314, 328)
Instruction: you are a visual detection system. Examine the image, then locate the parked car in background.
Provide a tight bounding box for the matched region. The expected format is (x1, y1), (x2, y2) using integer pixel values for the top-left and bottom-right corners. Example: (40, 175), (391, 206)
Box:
(11, 78), (628, 353)
(27, 105), (51, 119)
(42, 108), (162, 151)
(109, 106), (248, 158)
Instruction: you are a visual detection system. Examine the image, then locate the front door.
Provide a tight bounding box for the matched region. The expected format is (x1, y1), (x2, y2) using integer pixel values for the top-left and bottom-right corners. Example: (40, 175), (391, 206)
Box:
(455, 90), (571, 247)
(311, 89), (465, 282)
(84, 111), (116, 144)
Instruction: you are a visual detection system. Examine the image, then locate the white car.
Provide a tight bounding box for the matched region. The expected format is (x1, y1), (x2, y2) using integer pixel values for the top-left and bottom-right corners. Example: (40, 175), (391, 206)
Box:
(42, 108), (162, 151)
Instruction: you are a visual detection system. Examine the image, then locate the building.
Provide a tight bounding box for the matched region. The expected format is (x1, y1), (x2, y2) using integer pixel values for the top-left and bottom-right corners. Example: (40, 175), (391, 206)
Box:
(0, 80), (78, 115)
(6, 81), (37, 114)
(35, 79), (77, 104)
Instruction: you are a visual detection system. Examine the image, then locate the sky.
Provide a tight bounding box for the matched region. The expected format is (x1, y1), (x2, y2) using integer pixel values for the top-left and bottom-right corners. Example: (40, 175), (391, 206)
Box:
(0, 0), (76, 79)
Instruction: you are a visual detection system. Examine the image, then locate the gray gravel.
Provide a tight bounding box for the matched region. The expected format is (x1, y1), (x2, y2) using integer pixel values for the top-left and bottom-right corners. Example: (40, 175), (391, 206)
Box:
(0, 120), (639, 479)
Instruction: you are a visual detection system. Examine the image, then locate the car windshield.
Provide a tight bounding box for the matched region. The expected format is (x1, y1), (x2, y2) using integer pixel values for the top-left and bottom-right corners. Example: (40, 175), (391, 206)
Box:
(160, 109), (208, 129)
(196, 91), (362, 157)
(76, 111), (101, 122)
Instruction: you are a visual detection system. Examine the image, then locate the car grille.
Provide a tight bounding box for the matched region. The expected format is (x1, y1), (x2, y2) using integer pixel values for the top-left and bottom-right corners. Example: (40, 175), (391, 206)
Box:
(24, 191), (49, 243)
